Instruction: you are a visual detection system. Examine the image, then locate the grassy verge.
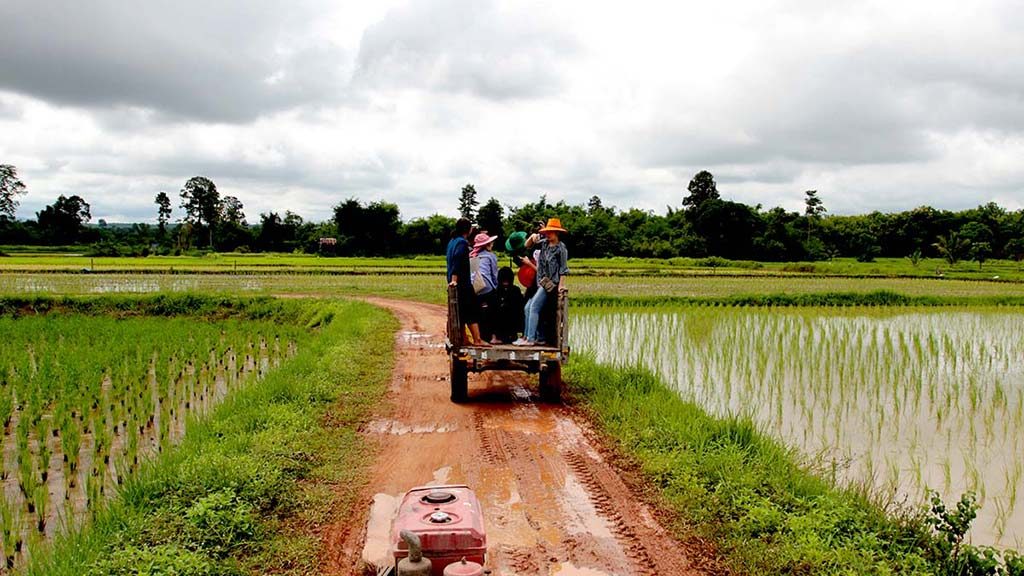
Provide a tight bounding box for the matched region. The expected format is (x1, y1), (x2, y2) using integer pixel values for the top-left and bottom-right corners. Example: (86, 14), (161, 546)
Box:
(20, 297), (396, 575)
(565, 358), (1023, 575)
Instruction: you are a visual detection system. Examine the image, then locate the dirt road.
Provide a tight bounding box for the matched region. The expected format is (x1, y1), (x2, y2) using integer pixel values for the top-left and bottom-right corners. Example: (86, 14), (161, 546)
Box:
(326, 298), (713, 575)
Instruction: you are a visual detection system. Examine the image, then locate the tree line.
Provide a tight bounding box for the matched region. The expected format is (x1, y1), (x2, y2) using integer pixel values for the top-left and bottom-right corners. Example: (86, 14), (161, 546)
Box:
(2, 164), (1022, 264)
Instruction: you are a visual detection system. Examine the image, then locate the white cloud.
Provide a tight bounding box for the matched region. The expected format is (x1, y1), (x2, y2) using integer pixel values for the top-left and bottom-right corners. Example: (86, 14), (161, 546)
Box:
(0, 0), (1022, 223)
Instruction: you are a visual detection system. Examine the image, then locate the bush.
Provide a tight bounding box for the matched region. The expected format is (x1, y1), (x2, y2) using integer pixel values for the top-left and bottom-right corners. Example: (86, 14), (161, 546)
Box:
(88, 544), (219, 576)
(184, 490), (258, 559)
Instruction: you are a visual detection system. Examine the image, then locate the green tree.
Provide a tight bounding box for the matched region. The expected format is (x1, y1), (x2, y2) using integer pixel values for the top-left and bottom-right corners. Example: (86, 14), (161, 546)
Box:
(333, 198), (364, 255)
(476, 197), (505, 243)
(257, 212), (284, 251)
(332, 199), (401, 255)
(804, 190), (826, 242)
(933, 232), (971, 267)
(214, 195), (249, 251)
(958, 221), (993, 245)
(683, 170), (719, 212)
(36, 195), (91, 244)
(0, 164), (28, 222)
(458, 183), (478, 221)
(587, 195), (604, 213)
(220, 195), (245, 226)
(179, 176), (221, 247)
(154, 191), (172, 239)
(1005, 238), (1024, 270)
(969, 242), (991, 270)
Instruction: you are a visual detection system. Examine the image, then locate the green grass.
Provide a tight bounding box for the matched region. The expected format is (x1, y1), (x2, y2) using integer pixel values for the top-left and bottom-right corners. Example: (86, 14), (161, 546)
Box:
(15, 295), (396, 575)
(2, 253), (1023, 281)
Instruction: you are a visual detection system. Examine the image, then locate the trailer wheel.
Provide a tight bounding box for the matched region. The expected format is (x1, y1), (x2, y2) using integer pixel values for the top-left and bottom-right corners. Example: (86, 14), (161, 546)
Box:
(539, 362), (563, 403)
(450, 356), (468, 403)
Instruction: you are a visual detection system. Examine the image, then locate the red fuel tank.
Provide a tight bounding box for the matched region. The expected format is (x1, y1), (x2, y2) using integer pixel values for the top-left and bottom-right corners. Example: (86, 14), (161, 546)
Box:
(391, 485), (486, 575)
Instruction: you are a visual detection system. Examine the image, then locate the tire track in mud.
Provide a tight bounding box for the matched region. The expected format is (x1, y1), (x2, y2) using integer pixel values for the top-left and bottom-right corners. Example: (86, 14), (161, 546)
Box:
(563, 450), (658, 576)
(331, 298), (715, 576)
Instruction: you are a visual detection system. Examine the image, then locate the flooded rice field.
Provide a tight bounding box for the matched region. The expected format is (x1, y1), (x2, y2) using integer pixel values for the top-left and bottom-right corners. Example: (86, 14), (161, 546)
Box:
(574, 307), (1024, 548)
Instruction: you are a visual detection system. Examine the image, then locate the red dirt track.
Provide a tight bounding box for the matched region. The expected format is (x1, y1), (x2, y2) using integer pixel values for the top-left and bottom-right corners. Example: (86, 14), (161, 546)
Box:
(324, 298), (715, 575)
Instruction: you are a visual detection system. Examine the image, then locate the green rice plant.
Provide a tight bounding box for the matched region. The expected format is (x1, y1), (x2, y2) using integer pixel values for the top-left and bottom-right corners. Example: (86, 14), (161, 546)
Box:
(31, 485), (47, 534)
(574, 305), (1024, 546)
(0, 499), (20, 569)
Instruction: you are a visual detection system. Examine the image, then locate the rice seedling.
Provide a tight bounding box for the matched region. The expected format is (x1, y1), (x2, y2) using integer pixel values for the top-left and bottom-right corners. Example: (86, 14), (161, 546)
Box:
(574, 305), (1024, 547)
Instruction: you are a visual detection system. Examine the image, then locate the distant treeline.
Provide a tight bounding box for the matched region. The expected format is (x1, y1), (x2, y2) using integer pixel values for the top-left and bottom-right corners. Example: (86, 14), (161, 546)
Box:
(1, 166), (1022, 263)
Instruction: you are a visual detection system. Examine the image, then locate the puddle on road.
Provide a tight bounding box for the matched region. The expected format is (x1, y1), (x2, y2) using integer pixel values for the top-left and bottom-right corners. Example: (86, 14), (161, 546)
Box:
(558, 473), (616, 540)
(400, 331), (444, 349)
(364, 419), (457, 435)
(429, 465), (452, 485)
(361, 493), (399, 570)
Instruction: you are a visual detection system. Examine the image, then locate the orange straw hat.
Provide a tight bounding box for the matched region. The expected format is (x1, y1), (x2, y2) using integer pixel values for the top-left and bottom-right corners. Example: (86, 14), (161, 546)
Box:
(538, 218), (567, 233)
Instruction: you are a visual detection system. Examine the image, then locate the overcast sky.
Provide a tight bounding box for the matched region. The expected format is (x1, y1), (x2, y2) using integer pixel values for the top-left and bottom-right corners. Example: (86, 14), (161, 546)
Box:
(1, 0), (1022, 223)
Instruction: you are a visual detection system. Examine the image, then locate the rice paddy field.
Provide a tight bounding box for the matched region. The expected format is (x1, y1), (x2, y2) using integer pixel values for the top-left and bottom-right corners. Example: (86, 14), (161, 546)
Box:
(0, 307), (309, 570)
(3, 271), (1024, 304)
(573, 306), (1024, 549)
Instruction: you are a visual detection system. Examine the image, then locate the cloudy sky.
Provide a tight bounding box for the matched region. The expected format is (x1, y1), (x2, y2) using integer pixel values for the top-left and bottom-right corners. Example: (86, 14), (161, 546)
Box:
(1, 0), (1022, 223)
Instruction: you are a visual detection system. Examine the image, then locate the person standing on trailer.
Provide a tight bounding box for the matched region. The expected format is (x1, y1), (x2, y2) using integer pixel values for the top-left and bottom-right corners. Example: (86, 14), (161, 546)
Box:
(470, 232), (499, 342)
(446, 218), (489, 346)
(514, 218), (569, 346)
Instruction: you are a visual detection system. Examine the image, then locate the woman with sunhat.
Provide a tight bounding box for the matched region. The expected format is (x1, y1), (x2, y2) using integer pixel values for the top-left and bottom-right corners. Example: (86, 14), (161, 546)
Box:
(514, 217), (569, 346)
(470, 231), (499, 341)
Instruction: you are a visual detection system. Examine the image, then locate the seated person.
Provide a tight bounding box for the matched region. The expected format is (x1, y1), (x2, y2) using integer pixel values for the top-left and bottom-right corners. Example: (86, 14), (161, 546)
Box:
(492, 267), (524, 344)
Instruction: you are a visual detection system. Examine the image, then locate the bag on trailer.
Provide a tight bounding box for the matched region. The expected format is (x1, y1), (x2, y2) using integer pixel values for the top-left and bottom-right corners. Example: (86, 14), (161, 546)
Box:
(469, 256), (487, 294)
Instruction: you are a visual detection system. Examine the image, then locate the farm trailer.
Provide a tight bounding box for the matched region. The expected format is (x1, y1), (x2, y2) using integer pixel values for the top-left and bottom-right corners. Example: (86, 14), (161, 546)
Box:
(445, 285), (569, 403)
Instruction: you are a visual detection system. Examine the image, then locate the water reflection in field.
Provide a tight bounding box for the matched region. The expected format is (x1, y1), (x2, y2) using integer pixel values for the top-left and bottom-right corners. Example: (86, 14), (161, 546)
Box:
(574, 307), (1024, 548)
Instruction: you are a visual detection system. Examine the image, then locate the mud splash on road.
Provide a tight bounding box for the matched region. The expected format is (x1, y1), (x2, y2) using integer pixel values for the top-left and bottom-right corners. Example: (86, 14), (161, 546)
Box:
(323, 298), (714, 575)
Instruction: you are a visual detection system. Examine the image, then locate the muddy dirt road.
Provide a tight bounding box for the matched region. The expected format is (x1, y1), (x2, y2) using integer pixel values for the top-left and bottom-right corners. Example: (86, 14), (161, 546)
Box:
(326, 298), (712, 576)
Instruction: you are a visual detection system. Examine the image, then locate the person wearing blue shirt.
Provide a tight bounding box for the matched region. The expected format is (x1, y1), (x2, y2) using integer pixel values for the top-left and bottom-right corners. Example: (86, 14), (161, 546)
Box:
(446, 218), (488, 346)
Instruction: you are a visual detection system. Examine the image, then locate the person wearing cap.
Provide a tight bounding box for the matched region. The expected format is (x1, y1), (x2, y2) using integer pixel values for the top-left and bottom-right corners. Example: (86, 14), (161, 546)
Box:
(470, 232), (499, 341)
(514, 218), (569, 346)
(446, 218), (488, 346)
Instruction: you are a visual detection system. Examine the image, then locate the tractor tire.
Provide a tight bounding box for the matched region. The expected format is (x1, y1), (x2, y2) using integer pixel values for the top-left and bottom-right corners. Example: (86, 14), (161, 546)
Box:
(450, 357), (468, 403)
(539, 362), (563, 403)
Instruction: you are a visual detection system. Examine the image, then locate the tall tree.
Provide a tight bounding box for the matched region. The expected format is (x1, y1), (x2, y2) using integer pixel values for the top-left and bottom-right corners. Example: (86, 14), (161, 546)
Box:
(258, 212), (284, 251)
(36, 195), (91, 244)
(804, 190), (826, 242)
(154, 191), (172, 238)
(220, 195), (245, 226)
(333, 198), (365, 255)
(0, 164), (28, 221)
(458, 183), (479, 221)
(476, 197), (505, 242)
(587, 195), (604, 214)
(179, 176), (221, 247)
(683, 170), (719, 212)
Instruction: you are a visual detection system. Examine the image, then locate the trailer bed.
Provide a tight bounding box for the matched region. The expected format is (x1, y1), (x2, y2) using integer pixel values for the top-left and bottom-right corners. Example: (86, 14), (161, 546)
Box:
(454, 343), (565, 363)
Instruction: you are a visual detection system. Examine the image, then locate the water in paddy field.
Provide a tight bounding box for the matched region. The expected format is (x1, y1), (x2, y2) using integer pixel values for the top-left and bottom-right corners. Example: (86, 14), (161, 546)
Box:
(574, 307), (1024, 549)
